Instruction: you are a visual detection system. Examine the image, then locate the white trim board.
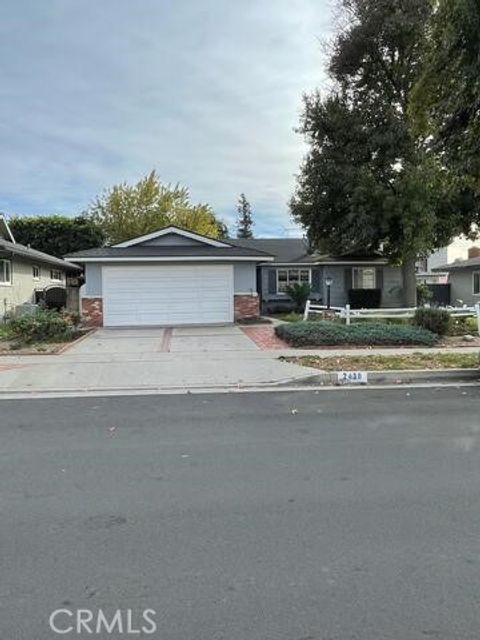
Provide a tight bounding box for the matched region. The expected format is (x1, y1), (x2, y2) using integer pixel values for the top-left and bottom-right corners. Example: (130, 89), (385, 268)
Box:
(113, 226), (231, 248)
(68, 255), (274, 263)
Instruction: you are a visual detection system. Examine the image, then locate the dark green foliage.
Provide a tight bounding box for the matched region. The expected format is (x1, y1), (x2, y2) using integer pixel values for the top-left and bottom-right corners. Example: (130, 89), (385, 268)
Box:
(416, 282), (434, 306)
(285, 282), (311, 312)
(275, 321), (437, 347)
(289, 0), (477, 305)
(9, 216), (104, 258)
(236, 193), (254, 238)
(6, 309), (79, 344)
(413, 307), (451, 336)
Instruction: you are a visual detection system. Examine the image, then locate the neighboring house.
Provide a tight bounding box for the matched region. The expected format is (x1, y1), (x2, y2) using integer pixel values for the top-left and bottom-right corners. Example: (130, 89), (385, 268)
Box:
(0, 216), (81, 319)
(417, 234), (480, 283)
(233, 237), (404, 313)
(65, 226), (273, 327)
(432, 248), (480, 307)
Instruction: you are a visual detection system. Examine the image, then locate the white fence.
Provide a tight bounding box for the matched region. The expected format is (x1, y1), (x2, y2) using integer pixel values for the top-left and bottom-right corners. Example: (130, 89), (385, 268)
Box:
(303, 300), (480, 335)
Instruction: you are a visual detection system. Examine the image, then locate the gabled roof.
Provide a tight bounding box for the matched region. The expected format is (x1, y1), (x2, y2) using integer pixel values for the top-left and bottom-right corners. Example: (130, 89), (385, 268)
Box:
(113, 225), (232, 248)
(0, 237), (82, 271)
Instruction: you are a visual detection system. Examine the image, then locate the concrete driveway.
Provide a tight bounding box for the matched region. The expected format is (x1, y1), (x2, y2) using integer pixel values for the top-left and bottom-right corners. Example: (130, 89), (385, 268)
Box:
(0, 326), (318, 395)
(68, 325), (259, 355)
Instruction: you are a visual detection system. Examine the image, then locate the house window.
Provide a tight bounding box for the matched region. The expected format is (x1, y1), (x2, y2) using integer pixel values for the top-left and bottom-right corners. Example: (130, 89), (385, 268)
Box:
(0, 259), (12, 285)
(32, 265), (40, 280)
(352, 267), (376, 289)
(473, 272), (480, 295)
(50, 269), (63, 282)
(277, 269), (311, 293)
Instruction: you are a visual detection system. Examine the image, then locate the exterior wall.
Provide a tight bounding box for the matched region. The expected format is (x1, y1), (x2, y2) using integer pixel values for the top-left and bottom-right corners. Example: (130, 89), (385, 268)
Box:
(0, 257), (67, 318)
(81, 297), (103, 327)
(259, 265), (323, 312)
(139, 233), (206, 247)
(233, 263), (257, 293)
(258, 264), (404, 311)
(449, 270), (480, 306)
(84, 263), (103, 296)
(382, 266), (404, 307)
(234, 294), (259, 319)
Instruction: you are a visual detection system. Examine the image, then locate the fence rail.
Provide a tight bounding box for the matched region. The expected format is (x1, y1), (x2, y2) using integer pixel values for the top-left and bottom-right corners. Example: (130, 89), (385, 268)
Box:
(303, 300), (480, 335)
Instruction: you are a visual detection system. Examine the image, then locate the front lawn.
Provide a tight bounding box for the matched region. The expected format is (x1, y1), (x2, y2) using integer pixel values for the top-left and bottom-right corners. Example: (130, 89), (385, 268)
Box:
(282, 352), (479, 371)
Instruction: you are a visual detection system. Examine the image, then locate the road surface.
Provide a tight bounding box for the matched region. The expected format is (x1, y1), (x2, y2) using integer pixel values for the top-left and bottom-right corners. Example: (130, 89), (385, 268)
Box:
(1, 386), (480, 639)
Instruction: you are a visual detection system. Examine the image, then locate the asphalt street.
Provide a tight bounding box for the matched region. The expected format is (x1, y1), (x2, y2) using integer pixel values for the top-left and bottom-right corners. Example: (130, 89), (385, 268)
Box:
(1, 386), (480, 640)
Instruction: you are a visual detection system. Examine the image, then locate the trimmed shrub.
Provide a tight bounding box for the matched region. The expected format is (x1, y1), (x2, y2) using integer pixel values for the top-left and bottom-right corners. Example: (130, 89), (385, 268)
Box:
(6, 309), (79, 344)
(275, 321), (437, 347)
(413, 307), (450, 336)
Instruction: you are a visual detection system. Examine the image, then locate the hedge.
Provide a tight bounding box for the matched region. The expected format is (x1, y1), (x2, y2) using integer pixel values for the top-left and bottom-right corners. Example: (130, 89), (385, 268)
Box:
(275, 321), (437, 347)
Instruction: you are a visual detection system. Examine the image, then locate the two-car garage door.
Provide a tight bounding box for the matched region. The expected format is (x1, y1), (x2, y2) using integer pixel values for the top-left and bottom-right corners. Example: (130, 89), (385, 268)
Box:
(102, 264), (234, 327)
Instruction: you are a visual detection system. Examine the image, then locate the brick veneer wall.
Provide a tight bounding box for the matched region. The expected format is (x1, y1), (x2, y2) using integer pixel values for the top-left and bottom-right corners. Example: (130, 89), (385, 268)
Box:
(81, 297), (103, 327)
(234, 293), (259, 319)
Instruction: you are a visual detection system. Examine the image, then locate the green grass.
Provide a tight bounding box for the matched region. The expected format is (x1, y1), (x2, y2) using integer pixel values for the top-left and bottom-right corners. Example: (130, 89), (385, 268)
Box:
(282, 352), (479, 371)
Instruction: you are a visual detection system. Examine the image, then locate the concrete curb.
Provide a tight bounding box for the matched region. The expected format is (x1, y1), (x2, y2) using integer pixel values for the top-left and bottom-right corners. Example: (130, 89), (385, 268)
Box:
(285, 367), (480, 387)
(0, 368), (477, 400)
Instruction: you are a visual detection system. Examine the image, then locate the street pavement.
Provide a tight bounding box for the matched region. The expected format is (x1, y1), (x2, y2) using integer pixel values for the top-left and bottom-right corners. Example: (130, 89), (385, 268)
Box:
(1, 386), (480, 639)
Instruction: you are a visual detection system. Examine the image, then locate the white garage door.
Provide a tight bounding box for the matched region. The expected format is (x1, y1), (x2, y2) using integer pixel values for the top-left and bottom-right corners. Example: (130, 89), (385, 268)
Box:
(102, 264), (234, 327)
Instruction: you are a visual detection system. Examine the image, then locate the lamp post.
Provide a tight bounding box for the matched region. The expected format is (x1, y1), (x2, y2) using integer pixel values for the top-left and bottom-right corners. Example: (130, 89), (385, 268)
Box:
(325, 276), (333, 309)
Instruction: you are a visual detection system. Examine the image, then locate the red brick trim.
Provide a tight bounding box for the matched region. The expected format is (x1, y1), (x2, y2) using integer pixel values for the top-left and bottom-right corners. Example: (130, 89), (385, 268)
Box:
(81, 297), (103, 327)
(234, 293), (260, 319)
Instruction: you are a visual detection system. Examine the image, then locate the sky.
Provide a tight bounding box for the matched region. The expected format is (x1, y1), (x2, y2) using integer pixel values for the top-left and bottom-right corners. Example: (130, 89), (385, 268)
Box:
(0, 0), (333, 237)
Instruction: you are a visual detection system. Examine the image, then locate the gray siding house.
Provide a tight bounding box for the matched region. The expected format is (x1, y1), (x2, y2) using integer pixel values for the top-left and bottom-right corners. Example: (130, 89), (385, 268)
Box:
(66, 226), (273, 327)
(433, 253), (480, 307)
(233, 238), (404, 313)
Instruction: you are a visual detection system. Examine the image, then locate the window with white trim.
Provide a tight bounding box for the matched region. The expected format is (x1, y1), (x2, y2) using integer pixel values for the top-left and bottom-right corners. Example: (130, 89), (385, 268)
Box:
(277, 268), (311, 293)
(473, 272), (480, 295)
(352, 267), (376, 289)
(50, 269), (63, 282)
(32, 265), (40, 280)
(0, 259), (12, 285)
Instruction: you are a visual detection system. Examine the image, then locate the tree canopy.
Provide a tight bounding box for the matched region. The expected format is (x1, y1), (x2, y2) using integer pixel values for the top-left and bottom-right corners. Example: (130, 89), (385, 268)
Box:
(236, 193), (254, 238)
(290, 0), (479, 303)
(411, 0), (480, 223)
(85, 171), (226, 244)
(9, 215), (104, 258)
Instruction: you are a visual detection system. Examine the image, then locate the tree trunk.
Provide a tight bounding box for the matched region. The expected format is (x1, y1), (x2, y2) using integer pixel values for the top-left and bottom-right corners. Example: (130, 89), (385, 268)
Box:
(402, 259), (417, 307)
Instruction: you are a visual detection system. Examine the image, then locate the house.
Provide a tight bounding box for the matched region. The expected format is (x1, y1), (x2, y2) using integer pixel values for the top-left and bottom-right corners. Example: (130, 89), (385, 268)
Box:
(65, 226), (274, 327)
(432, 247), (480, 307)
(66, 226), (404, 327)
(0, 216), (82, 319)
(417, 233), (480, 283)
(233, 237), (404, 313)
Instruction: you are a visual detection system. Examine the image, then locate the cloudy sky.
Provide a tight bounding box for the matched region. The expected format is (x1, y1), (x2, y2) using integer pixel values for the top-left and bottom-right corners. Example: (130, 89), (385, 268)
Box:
(0, 0), (333, 236)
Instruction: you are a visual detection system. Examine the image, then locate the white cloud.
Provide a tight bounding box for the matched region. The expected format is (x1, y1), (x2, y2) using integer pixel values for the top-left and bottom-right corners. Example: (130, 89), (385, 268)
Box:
(0, 0), (333, 235)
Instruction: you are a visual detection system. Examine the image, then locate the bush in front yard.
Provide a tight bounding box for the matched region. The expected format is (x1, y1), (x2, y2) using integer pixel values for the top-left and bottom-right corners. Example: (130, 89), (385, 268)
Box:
(275, 321), (437, 347)
(413, 307), (450, 336)
(6, 308), (79, 344)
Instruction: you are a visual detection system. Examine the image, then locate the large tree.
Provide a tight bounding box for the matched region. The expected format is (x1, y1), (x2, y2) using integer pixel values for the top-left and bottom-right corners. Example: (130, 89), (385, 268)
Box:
(85, 171), (226, 244)
(291, 0), (459, 305)
(9, 215), (104, 258)
(410, 0), (480, 229)
(236, 193), (254, 238)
